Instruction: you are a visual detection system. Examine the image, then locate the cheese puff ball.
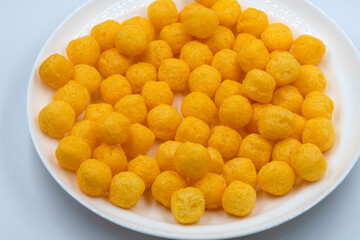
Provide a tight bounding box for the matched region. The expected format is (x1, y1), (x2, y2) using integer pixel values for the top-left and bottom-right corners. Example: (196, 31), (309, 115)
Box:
(211, 49), (242, 82)
(77, 159), (112, 196)
(292, 65), (327, 96)
(115, 25), (148, 56)
(122, 16), (155, 42)
(237, 39), (270, 73)
(301, 91), (334, 120)
(207, 147), (224, 174)
(147, 104), (182, 140)
(160, 23), (193, 55)
(84, 103), (113, 121)
(171, 187), (205, 224)
(194, 173), (226, 209)
(261, 23), (293, 52)
(214, 80), (243, 107)
(93, 144), (127, 176)
(219, 95), (252, 129)
(96, 48), (133, 78)
(69, 120), (99, 150)
(126, 62), (157, 93)
(73, 64), (101, 95)
(181, 92), (217, 124)
(141, 40), (173, 69)
(245, 103), (272, 134)
(95, 112), (131, 144)
(155, 141), (181, 171)
(269, 50), (292, 59)
(66, 36), (100, 66)
(233, 33), (256, 53)
(272, 138), (302, 165)
(38, 100), (75, 138)
(122, 123), (155, 158)
(271, 85), (303, 114)
(189, 65), (222, 98)
(211, 0), (241, 29)
(291, 113), (306, 141)
(203, 26), (235, 54)
(174, 142), (211, 180)
(114, 94), (147, 124)
(39, 53), (74, 89)
(179, 3), (204, 23)
(90, 20), (122, 51)
(258, 161), (295, 196)
(55, 136), (91, 171)
(175, 117), (210, 146)
(195, 0), (218, 8)
(128, 155), (160, 188)
(147, 0), (178, 31)
(242, 69), (276, 103)
(258, 106), (294, 141)
(180, 41), (213, 71)
(292, 35), (326, 65)
(222, 180), (256, 217)
(141, 81), (173, 110)
(151, 170), (187, 208)
(109, 172), (145, 209)
(266, 53), (301, 86)
(208, 126), (242, 159)
(223, 158), (257, 188)
(302, 118), (335, 152)
(236, 8), (269, 38)
(100, 74), (132, 105)
(53, 81), (90, 116)
(158, 58), (190, 91)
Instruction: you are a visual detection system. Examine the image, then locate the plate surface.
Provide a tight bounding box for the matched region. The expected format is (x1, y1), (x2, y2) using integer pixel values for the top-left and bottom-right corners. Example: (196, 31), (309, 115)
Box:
(27, 0), (360, 239)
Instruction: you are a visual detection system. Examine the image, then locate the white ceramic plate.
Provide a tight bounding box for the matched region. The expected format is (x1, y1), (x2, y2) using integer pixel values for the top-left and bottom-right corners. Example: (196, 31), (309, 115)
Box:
(27, 0), (360, 239)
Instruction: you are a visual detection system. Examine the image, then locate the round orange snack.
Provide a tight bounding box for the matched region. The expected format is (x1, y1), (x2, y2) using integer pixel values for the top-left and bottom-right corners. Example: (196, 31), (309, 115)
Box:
(194, 173), (226, 209)
(66, 36), (100, 66)
(90, 19), (122, 51)
(93, 144), (127, 176)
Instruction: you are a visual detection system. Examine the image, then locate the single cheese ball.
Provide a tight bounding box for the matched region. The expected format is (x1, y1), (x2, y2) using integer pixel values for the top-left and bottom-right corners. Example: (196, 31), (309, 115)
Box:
(141, 40), (173, 69)
(208, 126), (242, 159)
(109, 172), (145, 208)
(272, 138), (302, 165)
(179, 3), (204, 22)
(90, 19), (122, 51)
(38, 100), (75, 138)
(84, 103), (113, 122)
(181, 92), (217, 124)
(147, 104), (182, 140)
(242, 69), (276, 103)
(53, 80), (90, 116)
(175, 117), (210, 146)
(292, 65), (327, 96)
(266, 53), (300, 86)
(160, 23), (193, 55)
(171, 187), (205, 224)
(39, 53), (74, 89)
(211, 49), (242, 81)
(222, 181), (256, 217)
(174, 142), (210, 180)
(100, 74), (132, 105)
(258, 161), (295, 196)
(219, 95), (252, 129)
(211, 0), (241, 29)
(128, 155), (160, 188)
(214, 80), (243, 107)
(237, 39), (270, 73)
(301, 91), (334, 120)
(233, 33), (257, 53)
(66, 36), (100, 66)
(236, 8), (268, 38)
(302, 118), (335, 152)
(115, 25), (148, 56)
(147, 0), (178, 31)
(155, 141), (181, 171)
(261, 23), (293, 52)
(73, 64), (101, 95)
(158, 58), (190, 91)
(114, 94), (147, 124)
(93, 144), (127, 176)
(291, 113), (307, 141)
(245, 103), (272, 134)
(141, 81), (173, 110)
(291, 143), (327, 181)
(223, 158), (257, 188)
(271, 85), (303, 114)
(125, 62), (157, 93)
(55, 136), (91, 171)
(95, 112), (131, 144)
(122, 16), (155, 42)
(189, 65), (222, 98)
(122, 123), (155, 158)
(203, 26), (235, 54)
(292, 35), (326, 65)
(194, 173), (226, 209)
(195, 0), (218, 8)
(96, 48), (133, 78)
(151, 170), (187, 208)
(207, 147), (224, 174)
(180, 41), (213, 72)
(69, 120), (99, 150)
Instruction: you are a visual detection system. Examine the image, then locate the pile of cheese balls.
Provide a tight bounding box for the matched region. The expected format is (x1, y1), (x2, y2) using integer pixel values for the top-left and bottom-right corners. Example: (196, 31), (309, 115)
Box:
(37, 0), (335, 224)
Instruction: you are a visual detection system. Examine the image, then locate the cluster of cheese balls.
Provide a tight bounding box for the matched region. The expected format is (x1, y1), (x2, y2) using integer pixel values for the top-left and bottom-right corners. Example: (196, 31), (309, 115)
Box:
(37, 0), (335, 224)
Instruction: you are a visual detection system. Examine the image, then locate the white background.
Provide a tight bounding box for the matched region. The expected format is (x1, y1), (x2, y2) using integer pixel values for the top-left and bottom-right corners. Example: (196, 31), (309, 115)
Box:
(1, 0), (359, 239)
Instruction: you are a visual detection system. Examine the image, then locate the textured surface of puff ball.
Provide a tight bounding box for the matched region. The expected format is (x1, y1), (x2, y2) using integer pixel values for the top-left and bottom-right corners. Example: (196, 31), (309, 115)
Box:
(96, 48), (133, 78)
(158, 58), (190, 91)
(93, 144), (127, 176)
(141, 81), (174, 110)
(90, 19), (122, 51)
(223, 158), (257, 188)
(121, 16), (155, 42)
(84, 103), (113, 122)
(160, 23), (193, 55)
(66, 36), (100, 66)
(208, 126), (242, 159)
(236, 8), (269, 38)
(122, 123), (155, 158)
(180, 41), (213, 71)
(141, 40), (173, 69)
(147, 0), (178, 31)
(211, 49), (243, 82)
(302, 117), (335, 152)
(292, 34), (326, 65)
(68, 120), (99, 150)
(203, 26), (235, 54)
(125, 62), (157, 94)
(175, 117), (210, 146)
(127, 155), (160, 188)
(181, 92), (217, 124)
(155, 141), (181, 172)
(114, 94), (148, 124)
(115, 25), (148, 56)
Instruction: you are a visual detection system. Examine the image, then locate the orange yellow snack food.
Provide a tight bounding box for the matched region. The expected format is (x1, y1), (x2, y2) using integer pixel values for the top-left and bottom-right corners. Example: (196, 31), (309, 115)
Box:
(175, 117), (210, 146)
(292, 65), (327, 96)
(38, 100), (75, 138)
(128, 155), (160, 188)
(114, 94), (147, 124)
(208, 126), (242, 159)
(203, 26), (235, 54)
(271, 85), (303, 114)
(69, 120), (99, 150)
(242, 69), (275, 103)
(188, 65), (222, 98)
(211, 0), (241, 29)
(115, 25), (148, 56)
(211, 49), (242, 82)
(272, 138), (302, 165)
(291, 113), (306, 141)
(90, 19), (122, 51)
(141, 81), (173, 110)
(160, 23), (193, 55)
(301, 91), (334, 120)
(96, 48), (133, 78)
(122, 123), (155, 158)
(266, 53), (300, 86)
(302, 118), (335, 152)
(223, 157), (257, 188)
(155, 141), (181, 171)
(261, 23), (293, 52)
(100, 74), (132, 105)
(94, 112), (131, 144)
(122, 16), (155, 42)
(292, 35), (326, 65)
(195, 0), (218, 8)
(194, 173), (226, 209)
(236, 8), (268, 38)
(179, 3), (204, 22)
(39, 53), (74, 89)
(237, 39), (270, 72)
(147, 0), (178, 31)
(158, 58), (190, 91)
(219, 95), (252, 129)
(84, 103), (113, 122)
(125, 62), (157, 93)
(181, 92), (217, 124)
(73, 64), (101, 95)
(66, 36), (100, 66)
(93, 144), (127, 176)
(141, 40), (173, 69)
(180, 41), (213, 71)
(214, 80), (243, 107)
(233, 33), (256, 53)
(207, 147), (224, 174)
(245, 103), (272, 134)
